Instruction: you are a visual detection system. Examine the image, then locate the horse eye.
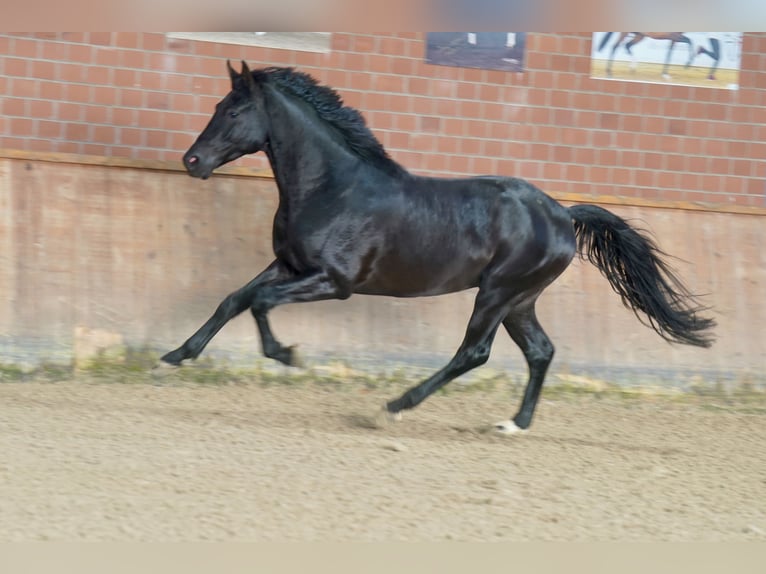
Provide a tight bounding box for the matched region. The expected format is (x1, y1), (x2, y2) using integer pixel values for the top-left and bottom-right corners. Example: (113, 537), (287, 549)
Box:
(229, 111), (240, 118)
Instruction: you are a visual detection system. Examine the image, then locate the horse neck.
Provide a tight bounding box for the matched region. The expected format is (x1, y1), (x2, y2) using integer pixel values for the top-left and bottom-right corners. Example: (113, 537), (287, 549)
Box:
(262, 87), (358, 203)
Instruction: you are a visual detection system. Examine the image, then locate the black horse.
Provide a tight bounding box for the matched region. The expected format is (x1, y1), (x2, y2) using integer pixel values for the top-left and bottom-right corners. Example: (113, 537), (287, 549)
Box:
(161, 61), (715, 433)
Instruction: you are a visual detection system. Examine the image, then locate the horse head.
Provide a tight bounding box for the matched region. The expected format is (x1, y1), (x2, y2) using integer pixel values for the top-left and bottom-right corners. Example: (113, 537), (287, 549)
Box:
(183, 61), (270, 179)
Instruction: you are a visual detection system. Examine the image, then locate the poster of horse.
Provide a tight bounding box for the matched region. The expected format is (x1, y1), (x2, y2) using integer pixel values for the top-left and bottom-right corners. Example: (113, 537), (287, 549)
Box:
(591, 32), (743, 89)
(425, 33), (526, 72)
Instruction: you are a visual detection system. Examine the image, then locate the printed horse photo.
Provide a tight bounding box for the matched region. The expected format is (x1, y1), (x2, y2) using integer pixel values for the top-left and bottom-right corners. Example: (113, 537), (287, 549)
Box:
(598, 32), (696, 80)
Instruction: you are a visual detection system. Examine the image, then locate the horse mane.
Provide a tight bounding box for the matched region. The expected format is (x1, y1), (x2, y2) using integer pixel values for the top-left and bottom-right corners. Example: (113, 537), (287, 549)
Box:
(252, 67), (408, 177)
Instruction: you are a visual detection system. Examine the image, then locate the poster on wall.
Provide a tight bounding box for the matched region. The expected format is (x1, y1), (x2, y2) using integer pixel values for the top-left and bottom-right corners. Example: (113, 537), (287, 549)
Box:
(590, 32), (743, 90)
(166, 32), (331, 53)
(425, 33), (526, 72)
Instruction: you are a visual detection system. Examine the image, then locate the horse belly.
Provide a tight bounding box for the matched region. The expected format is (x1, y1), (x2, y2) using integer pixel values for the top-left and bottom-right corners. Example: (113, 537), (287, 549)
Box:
(353, 248), (488, 297)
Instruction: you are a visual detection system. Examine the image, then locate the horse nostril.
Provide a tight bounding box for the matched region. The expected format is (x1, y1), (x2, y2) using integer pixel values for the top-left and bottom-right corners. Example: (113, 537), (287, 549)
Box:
(187, 155), (199, 165)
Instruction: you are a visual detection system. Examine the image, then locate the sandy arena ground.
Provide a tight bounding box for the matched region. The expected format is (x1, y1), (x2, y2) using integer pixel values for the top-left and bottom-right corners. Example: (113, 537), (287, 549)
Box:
(0, 376), (764, 541)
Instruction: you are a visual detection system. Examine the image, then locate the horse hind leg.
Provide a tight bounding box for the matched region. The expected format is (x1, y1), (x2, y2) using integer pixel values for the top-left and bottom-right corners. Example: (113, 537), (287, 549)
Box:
(624, 34), (643, 72)
(662, 42), (675, 79)
(381, 287), (510, 421)
(494, 304), (554, 434)
(683, 35), (696, 68)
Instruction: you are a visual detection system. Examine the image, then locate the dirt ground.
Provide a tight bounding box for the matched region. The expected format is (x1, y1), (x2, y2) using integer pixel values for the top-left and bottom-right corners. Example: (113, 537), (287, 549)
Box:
(1, 375), (764, 541)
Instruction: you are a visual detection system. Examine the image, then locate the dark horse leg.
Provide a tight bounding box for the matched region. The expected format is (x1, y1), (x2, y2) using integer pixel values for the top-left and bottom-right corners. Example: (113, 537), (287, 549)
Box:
(385, 284), (561, 434)
(664, 35), (693, 76)
(662, 40), (677, 77)
(623, 33), (645, 73)
(385, 286), (511, 416)
(161, 260), (316, 367)
(606, 32), (630, 77)
(495, 305), (553, 432)
(697, 37), (720, 79)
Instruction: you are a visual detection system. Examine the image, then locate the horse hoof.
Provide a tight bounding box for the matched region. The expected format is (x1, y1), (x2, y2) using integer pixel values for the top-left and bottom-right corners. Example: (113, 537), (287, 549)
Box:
(151, 360), (180, 378)
(493, 420), (527, 435)
(288, 346), (306, 369)
(374, 405), (402, 428)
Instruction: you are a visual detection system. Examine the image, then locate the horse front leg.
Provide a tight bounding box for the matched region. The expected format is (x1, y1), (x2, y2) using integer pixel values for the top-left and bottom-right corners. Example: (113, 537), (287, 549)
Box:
(662, 40), (675, 79)
(248, 269), (352, 364)
(252, 312), (303, 367)
(159, 260), (291, 366)
(607, 41), (620, 77)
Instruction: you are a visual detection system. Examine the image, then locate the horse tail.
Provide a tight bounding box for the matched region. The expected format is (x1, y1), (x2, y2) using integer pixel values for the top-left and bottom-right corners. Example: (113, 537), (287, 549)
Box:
(597, 32), (614, 52)
(569, 204), (716, 348)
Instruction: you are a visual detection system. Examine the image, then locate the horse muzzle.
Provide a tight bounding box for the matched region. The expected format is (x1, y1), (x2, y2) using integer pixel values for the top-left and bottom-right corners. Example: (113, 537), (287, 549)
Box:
(182, 152), (214, 180)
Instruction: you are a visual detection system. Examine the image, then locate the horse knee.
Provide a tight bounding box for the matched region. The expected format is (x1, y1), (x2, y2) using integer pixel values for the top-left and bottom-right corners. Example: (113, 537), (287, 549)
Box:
(459, 343), (492, 371)
(217, 291), (248, 318)
(250, 291), (277, 315)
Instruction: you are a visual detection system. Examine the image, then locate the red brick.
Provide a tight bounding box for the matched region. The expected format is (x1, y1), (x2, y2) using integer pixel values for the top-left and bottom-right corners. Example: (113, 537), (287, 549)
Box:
(351, 35), (376, 53)
(14, 38), (39, 58)
(92, 87), (115, 106)
(94, 47), (120, 67)
(552, 146), (573, 163)
(114, 69), (136, 87)
(447, 155), (470, 174)
(472, 157), (495, 175)
(11, 78), (38, 98)
(146, 129), (170, 149)
(117, 89), (143, 109)
(617, 131), (638, 149)
(536, 126), (558, 143)
(68, 44), (93, 63)
(380, 37), (407, 56)
(573, 146), (596, 166)
(550, 90), (570, 108)
(518, 161), (541, 180)
(114, 33), (139, 49)
(458, 138), (482, 155)
(64, 122), (89, 141)
(29, 99), (54, 118)
(82, 143), (109, 156)
(37, 120), (61, 138)
(89, 32), (113, 46)
(340, 52), (365, 71)
(84, 105), (110, 124)
(58, 102), (82, 122)
(92, 125), (115, 143)
(120, 128), (144, 146)
(5, 57), (28, 77)
(592, 131), (612, 148)
(410, 97), (432, 115)
(731, 160), (751, 176)
(657, 172), (679, 190)
(644, 153), (664, 170)
(543, 162), (565, 180)
(85, 66), (111, 85)
(645, 117), (665, 134)
(685, 155), (706, 174)
(623, 151), (643, 168)
(597, 148), (618, 166)
(390, 114), (414, 133)
(3, 97), (26, 116)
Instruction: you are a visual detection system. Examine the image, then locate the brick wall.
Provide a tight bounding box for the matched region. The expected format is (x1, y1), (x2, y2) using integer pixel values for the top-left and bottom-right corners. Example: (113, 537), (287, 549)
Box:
(1, 32), (765, 207)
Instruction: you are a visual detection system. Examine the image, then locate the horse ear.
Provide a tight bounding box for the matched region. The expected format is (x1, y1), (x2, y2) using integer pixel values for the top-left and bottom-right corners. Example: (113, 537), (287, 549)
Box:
(240, 60), (256, 92)
(227, 60), (239, 87)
